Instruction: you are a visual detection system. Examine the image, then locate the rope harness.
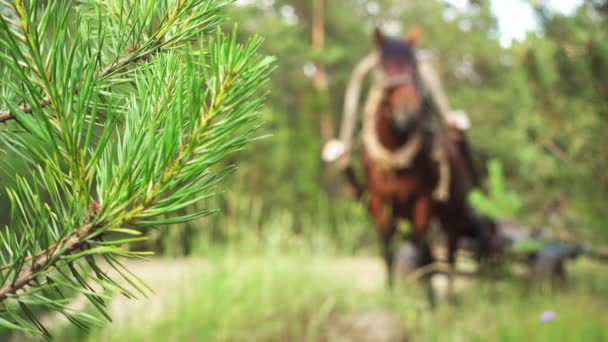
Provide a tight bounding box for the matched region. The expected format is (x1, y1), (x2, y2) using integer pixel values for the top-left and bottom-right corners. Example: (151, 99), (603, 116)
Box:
(361, 77), (423, 170)
(338, 52), (451, 201)
(362, 66), (450, 201)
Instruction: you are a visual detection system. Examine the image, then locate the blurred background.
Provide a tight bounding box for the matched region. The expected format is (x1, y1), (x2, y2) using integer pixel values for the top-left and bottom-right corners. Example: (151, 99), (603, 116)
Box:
(3, 0), (608, 340)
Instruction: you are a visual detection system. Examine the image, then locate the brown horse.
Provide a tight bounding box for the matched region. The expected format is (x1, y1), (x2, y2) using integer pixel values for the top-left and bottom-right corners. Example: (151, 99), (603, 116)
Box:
(346, 29), (494, 289)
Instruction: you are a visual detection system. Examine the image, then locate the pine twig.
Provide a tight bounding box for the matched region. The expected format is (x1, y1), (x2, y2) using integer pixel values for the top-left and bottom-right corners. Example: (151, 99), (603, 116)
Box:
(0, 223), (92, 302)
(0, 47), (155, 125)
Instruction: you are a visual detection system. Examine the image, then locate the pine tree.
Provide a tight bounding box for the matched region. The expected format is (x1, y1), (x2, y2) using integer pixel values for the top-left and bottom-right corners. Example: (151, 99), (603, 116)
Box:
(0, 0), (272, 338)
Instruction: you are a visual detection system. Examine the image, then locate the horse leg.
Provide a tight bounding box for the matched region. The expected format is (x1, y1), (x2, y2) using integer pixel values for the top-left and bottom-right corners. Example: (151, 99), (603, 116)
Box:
(342, 165), (363, 200)
(368, 194), (396, 288)
(446, 232), (459, 304)
(381, 231), (395, 288)
(411, 195), (432, 240)
(420, 240), (436, 308)
(411, 195), (436, 306)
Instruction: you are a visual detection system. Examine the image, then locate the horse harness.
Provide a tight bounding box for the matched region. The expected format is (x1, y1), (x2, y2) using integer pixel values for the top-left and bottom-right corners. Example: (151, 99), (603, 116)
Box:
(361, 63), (451, 201)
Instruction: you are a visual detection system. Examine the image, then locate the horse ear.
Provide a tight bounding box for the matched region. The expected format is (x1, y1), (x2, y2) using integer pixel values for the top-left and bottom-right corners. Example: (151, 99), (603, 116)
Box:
(374, 27), (385, 47)
(404, 26), (422, 45)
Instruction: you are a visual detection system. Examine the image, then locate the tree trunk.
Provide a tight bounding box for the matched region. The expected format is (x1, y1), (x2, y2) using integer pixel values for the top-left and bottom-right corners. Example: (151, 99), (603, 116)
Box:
(311, 0), (339, 196)
(312, 0), (333, 140)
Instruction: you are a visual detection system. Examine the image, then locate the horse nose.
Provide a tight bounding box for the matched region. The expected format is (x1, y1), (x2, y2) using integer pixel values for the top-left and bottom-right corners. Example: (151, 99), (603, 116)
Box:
(392, 86), (420, 110)
(390, 86), (421, 129)
(392, 104), (415, 129)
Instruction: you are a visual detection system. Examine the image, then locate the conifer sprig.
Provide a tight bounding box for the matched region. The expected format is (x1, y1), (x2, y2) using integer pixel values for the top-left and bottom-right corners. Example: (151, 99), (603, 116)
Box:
(0, 0), (273, 338)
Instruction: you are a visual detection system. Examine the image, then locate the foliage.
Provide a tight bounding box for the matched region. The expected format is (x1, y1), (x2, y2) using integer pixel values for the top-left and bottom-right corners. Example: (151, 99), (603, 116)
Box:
(0, 0), (271, 337)
(1, 0), (607, 336)
(205, 0), (608, 247)
(512, 2), (608, 234)
(469, 159), (523, 220)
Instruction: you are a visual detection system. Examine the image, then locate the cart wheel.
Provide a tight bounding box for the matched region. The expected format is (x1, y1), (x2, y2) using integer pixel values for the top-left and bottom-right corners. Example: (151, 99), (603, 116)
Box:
(394, 242), (420, 276)
(394, 241), (434, 276)
(531, 246), (566, 288)
(393, 241), (436, 307)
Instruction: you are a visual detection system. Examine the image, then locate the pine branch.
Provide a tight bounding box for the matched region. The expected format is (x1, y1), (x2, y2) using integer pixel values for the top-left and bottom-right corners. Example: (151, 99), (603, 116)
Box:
(0, 223), (93, 302)
(0, 102), (33, 124)
(0, 0), (227, 126)
(0, 41), (272, 339)
(0, 0), (274, 337)
(0, 46), (157, 124)
(0, 55), (244, 279)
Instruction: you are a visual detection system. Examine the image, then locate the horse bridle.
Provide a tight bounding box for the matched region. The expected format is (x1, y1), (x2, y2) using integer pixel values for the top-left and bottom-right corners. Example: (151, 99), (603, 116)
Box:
(373, 67), (420, 90)
(373, 65), (424, 130)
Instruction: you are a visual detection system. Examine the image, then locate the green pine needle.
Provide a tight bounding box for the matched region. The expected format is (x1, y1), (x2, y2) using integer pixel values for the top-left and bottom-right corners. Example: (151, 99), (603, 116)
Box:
(0, 0), (273, 337)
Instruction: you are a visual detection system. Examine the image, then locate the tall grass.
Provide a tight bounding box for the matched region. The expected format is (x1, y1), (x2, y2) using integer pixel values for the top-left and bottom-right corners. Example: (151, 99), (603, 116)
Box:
(48, 249), (608, 342)
(421, 262), (608, 341)
(53, 255), (401, 341)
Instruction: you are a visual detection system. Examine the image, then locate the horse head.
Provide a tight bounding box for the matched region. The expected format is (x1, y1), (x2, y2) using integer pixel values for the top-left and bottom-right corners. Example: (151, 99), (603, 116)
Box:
(374, 27), (424, 132)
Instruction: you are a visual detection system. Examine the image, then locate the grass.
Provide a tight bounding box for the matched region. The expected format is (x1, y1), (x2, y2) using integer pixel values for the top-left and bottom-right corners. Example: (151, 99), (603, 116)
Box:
(420, 261), (608, 341)
(54, 254), (392, 341)
(44, 249), (608, 342)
